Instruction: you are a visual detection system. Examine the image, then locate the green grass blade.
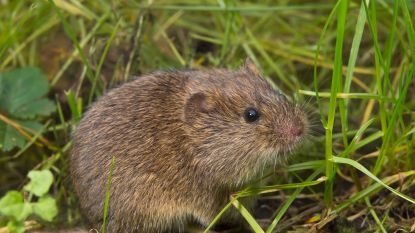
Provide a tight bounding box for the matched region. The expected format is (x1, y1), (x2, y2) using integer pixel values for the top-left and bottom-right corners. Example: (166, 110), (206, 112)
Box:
(88, 19), (121, 105)
(299, 90), (390, 101)
(265, 169), (323, 233)
(101, 156), (116, 233)
(232, 199), (264, 233)
(65, 90), (83, 123)
(332, 156), (415, 204)
(343, 1), (368, 94)
(324, 0), (348, 207)
(203, 193), (244, 233)
(245, 27), (295, 91)
(400, 0), (415, 58)
(338, 0), (368, 148)
(352, 131), (383, 153)
(334, 170), (415, 213)
(313, 1), (340, 126)
(363, 0), (388, 138)
(1, 17), (60, 69)
(133, 4), (334, 12)
(382, 0), (399, 94)
(48, 0), (96, 94)
(286, 160), (325, 172)
(239, 177), (327, 197)
(364, 197), (387, 233)
(219, 1), (238, 63)
(338, 118), (375, 157)
(51, 13), (109, 86)
(373, 70), (413, 175)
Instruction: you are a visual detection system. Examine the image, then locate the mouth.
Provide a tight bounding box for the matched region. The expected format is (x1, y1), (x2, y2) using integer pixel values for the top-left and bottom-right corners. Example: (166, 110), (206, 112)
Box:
(267, 113), (309, 156)
(277, 117), (309, 149)
(281, 138), (304, 154)
(269, 131), (307, 155)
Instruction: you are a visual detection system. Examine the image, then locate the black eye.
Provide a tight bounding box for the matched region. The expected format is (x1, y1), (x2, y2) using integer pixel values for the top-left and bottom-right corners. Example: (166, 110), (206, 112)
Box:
(244, 107), (260, 123)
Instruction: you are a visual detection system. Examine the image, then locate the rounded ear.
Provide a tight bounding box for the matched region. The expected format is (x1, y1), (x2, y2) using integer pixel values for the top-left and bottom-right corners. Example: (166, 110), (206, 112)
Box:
(183, 92), (210, 125)
(243, 58), (261, 77)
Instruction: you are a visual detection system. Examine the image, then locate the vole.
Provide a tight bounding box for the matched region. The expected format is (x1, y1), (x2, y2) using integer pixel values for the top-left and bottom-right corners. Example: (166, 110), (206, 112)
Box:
(70, 59), (308, 233)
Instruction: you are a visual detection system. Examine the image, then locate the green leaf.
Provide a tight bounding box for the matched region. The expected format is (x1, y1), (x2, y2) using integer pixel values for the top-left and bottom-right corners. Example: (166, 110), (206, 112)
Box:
(0, 67), (56, 151)
(0, 121), (26, 151)
(32, 195), (58, 221)
(0, 191), (23, 210)
(0, 67), (50, 117)
(7, 220), (26, 233)
(12, 99), (56, 119)
(23, 170), (54, 197)
(0, 192), (32, 221)
(0, 120), (42, 151)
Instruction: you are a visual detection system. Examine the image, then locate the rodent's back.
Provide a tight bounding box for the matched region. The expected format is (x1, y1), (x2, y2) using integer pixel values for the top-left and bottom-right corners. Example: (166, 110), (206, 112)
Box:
(70, 72), (194, 231)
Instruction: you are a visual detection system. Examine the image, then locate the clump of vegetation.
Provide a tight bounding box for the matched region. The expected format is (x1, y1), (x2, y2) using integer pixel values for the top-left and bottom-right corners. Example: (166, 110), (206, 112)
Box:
(0, 170), (57, 233)
(0, 0), (414, 232)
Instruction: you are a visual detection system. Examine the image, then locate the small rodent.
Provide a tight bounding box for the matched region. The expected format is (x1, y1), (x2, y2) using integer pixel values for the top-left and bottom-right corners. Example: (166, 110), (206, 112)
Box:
(70, 59), (308, 233)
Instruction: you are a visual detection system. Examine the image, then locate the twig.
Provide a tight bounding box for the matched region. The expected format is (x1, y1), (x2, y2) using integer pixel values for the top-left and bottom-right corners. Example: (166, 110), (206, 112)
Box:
(0, 114), (56, 150)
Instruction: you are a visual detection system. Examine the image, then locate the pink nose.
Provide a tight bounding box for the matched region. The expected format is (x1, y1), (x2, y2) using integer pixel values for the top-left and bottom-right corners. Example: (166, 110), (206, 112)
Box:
(276, 122), (304, 140)
(291, 125), (303, 137)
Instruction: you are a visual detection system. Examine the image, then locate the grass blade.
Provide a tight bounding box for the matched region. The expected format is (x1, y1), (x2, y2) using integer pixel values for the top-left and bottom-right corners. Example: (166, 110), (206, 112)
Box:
(313, 1), (341, 126)
(332, 156), (415, 204)
(88, 19), (121, 105)
(232, 199), (264, 233)
(239, 177), (327, 197)
(334, 170), (415, 212)
(324, 0), (348, 207)
(101, 156), (116, 233)
(265, 169), (323, 233)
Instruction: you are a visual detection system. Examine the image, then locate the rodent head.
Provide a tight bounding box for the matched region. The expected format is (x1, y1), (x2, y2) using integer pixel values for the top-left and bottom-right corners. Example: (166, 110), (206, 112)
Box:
(182, 59), (308, 187)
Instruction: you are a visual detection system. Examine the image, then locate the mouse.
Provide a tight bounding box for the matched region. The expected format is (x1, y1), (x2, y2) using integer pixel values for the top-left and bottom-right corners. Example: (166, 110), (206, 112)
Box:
(70, 59), (308, 233)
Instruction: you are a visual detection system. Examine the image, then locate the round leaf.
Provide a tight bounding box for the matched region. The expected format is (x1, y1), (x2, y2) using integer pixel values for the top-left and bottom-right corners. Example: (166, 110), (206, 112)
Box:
(0, 191), (33, 221)
(32, 195), (58, 222)
(7, 220), (26, 233)
(0, 191), (23, 210)
(23, 170), (54, 197)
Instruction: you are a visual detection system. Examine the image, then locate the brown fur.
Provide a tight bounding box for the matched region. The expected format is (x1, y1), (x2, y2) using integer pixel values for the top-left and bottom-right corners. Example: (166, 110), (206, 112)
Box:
(70, 61), (308, 233)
